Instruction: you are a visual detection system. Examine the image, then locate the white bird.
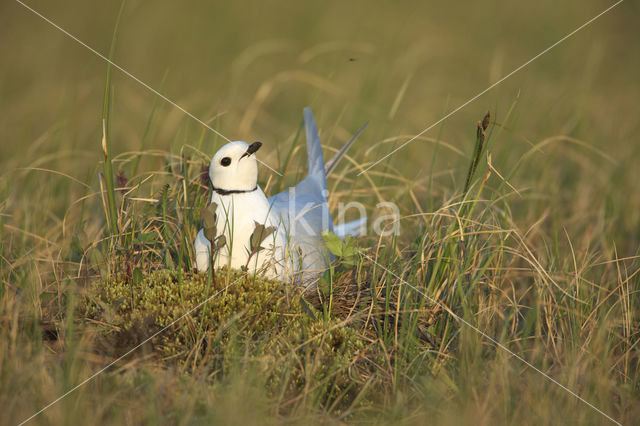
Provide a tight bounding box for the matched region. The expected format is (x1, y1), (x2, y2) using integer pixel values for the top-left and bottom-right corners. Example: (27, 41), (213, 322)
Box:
(194, 107), (366, 284)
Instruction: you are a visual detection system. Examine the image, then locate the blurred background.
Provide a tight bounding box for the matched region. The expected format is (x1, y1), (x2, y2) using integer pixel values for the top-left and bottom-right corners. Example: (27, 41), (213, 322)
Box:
(1, 0), (638, 247)
(2, 2), (640, 423)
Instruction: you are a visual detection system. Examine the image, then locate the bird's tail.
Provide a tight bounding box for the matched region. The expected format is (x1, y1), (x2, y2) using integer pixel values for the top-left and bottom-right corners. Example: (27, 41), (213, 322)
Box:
(333, 217), (367, 239)
(303, 107), (327, 180)
(304, 107), (368, 177)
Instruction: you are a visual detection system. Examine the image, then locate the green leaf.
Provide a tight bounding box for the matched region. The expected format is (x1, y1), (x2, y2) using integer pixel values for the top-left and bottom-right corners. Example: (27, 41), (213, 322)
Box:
(201, 203), (217, 230)
(165, 251), (175, 268)
(299, 296), (317, 320)
(214, 235), (227, 250)
(132, 268), (143, 285)
(202, 202), (218, 243)
(204, 227), (217, 243)
(250, 221), (276, 253)
(322, 230), (344, 257)
(342, 235), (360, 266)
(135, 232), (155, 244)
(250, 222), (265, 251)
(322, 230), (360, 267)
(318, 270), (332, 295)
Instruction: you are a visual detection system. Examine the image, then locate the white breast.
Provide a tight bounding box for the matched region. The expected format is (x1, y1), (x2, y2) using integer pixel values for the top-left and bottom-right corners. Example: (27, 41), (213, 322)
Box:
(210, 188), (292, 278)
(194, 188), (313, 283)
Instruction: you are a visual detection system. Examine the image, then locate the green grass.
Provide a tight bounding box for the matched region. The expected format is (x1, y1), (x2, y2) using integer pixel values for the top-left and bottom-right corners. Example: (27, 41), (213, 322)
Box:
(2, 0), (639, 424)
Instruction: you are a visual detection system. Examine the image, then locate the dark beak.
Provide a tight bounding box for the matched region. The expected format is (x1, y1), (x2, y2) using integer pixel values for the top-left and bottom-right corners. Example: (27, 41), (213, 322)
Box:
(241, 141), (262, 159)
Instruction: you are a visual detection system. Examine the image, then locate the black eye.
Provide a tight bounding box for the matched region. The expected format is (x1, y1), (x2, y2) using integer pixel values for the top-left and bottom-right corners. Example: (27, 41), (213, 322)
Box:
(220, 157), (231, 167)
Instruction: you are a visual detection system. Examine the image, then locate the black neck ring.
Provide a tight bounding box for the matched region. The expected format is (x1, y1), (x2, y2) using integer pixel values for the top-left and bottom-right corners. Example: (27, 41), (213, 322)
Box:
(212, 185), (258, 196)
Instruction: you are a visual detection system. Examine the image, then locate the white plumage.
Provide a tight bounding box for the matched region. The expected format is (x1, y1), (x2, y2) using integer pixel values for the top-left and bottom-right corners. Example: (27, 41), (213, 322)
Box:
(194, 107), (364, 284)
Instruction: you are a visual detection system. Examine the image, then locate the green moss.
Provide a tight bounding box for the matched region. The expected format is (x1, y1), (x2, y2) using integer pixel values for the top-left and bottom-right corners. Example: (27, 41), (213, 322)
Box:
(84, 268), (375, 411)
(87, 269), (298, 348)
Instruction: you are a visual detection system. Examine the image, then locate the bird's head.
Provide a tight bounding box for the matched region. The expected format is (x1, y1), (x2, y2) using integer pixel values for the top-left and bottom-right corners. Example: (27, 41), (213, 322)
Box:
(209, 141), (262, 192)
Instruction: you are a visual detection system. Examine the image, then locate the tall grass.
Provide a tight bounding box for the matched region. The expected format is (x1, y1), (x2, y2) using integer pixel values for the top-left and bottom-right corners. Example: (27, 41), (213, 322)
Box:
(1, 0), (639, 424)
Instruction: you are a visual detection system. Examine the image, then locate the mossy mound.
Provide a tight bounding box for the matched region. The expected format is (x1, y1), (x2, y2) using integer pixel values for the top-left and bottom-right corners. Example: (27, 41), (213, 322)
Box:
(87, 269), (300, 341)
(84, 268), (377, 410)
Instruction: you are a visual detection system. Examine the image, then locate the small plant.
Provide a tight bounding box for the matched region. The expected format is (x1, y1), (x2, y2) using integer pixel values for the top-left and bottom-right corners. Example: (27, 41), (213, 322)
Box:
(243, 221), (277, 279)
(322, 230), (360, 268)
(200, 202), (226, 282)
(319, 230), (362, 317)
(463, 110), (491, 196)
